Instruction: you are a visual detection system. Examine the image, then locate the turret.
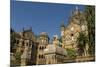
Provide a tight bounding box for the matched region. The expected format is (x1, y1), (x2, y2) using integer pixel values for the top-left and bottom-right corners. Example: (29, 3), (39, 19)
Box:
(36, 32), (49, 65)
(52, 35), (59, 46)
(60, 22), (65, 36)
(73, 6), (80, 15)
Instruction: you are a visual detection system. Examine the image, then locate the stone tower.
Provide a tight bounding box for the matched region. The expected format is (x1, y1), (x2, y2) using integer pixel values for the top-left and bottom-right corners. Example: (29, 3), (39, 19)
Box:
(60, 6), (88, 51)
(20, 27), (35, 65)
(36, 32), (49, 65)
(10, 27), (39, 66)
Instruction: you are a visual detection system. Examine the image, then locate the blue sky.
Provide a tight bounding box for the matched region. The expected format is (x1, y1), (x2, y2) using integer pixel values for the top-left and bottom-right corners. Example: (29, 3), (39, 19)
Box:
(10, 0), (85, 39)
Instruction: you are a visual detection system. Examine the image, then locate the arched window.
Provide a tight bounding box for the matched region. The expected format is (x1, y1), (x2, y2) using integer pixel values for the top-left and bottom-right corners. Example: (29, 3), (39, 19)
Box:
(71, 33), (74, 36)
(39, 54), (44, 59)
(41, 55), (43, 58)
(39, 46), (42, 50)
(26, 43), (28, 46)
(39, 55), (41, 59)
(22, 41), (24, 46)
(16, 40), (19, 44)
(42, 46), (44, 50)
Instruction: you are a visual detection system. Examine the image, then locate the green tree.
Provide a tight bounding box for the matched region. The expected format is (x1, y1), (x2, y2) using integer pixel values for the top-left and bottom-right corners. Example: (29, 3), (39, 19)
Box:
(66, 48), (77, 58)
(10, 28), (16, 53)
(84, 6), (95, 55)
(77, 32), (88, 56)
(14, 52), (22, 66)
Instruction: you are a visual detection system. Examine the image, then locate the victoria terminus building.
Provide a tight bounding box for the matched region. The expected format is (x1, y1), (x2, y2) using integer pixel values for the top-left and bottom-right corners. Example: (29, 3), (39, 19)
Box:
(10, 2), (95, 66)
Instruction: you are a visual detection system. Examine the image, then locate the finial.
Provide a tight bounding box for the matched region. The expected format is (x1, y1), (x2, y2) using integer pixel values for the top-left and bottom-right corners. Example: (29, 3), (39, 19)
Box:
(76, 6), (79, 11)
(74, 6), (80, 15)
(61, 21), (65, 27)
(30, 27), (32, 31)
(23, 27), (24, 31)
(53, 35), (58, 39)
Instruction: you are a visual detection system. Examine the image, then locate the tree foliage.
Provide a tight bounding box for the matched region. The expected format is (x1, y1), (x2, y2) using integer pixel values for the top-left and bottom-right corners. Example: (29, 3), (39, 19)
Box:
(84, 6), (95, 55)
(77, 32), (88, 56)
(10, 28), (16, 53)
(66, 48), (77, 58)
(14, 52), (22, 66)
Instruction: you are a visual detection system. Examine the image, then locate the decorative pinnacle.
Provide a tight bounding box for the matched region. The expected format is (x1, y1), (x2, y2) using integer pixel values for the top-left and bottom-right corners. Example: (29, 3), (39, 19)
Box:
(61, 21), (65, 27)
(76, 6), (79, 11)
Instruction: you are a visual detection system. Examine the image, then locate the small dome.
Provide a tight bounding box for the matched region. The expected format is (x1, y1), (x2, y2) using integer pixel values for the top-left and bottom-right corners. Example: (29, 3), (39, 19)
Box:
(40, 32), (47, 35)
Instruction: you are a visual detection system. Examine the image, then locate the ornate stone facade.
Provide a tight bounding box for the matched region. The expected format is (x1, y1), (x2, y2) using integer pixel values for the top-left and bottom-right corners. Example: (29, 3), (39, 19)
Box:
(10, 6), (94, 66)
(44, 35), (67, 64)
(10, 27), (37, 66)
(60, 6), (88, 55)
(36, 32), (49, 65)
(44, 44), (67, 64)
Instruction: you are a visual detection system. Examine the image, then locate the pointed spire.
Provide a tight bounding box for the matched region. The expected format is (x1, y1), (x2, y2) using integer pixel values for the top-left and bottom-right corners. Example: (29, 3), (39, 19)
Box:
(23, 27), (24, 31)
(75, 6), (79, 11)
(30, 27), (32, 31)
(71, 10), (73, 17)
(74, 6), (80, 15)
(60, 21), (65, 28)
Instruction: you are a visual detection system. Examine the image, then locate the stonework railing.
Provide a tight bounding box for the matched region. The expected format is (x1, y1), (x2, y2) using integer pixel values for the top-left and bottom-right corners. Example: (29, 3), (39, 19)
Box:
(63, 56), (95, 63)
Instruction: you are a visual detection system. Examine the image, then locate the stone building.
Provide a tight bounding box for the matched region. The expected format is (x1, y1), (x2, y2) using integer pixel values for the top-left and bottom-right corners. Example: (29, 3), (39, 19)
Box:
(52, 35), (60, 46)
(60, 6), (88, 56)
(10, 6), (92, 66)
(36, 32), (49, 65)
(44, 44), (67, 64)
(10, 27), (37, 66)
(43, 35), (67, 64)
